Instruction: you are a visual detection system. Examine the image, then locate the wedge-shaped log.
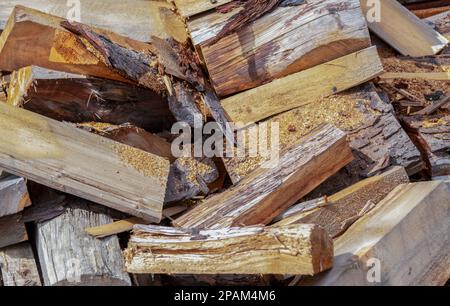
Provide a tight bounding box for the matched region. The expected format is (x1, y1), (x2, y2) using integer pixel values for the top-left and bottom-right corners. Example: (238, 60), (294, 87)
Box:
(221, 47), (383, 125)
(0, 242), (41, 286)
(174, 125), (353, 229)
(0, 102), (170, 222)
(0, 175), (31, 218)
(360, 0), (448, 56)
(36, 198), (131, 286)
(125, 224), (334, 275)
(303, 181), (450, 286)
(7, 66), (174, 132)
(275, 166), (410, 238)
(187, 0), (371, 97)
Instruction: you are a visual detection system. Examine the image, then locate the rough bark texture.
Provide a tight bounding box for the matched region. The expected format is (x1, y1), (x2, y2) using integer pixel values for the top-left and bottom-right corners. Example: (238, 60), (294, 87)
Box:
(125, 224), (333, 275)
(36, 198), (131, 286)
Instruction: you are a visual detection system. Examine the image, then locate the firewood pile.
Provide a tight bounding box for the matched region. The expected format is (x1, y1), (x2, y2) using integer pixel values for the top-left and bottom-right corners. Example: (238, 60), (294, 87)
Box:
(0, 0), (449, 287)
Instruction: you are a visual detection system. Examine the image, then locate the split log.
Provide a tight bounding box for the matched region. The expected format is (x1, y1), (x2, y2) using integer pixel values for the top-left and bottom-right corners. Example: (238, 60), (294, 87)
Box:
(303, 181), (450, 286)
(0, 175), (31, 218)
(0, 242), (41, 286)
(220, 47), (383, 126)
(0, 102), (170, 222)
(360, 0), (448, 56)
(0, 214), (28, 249)
(125, 224), (334, 275)
(7, 66), (174, 132)
(402, 114), (450, 178)
(0, 0), (187, 42)
(186, 0), (371, 97)
(274, 166), (410, 238)
(174, 124), (353, 229)
(0, 6), (126, 81)
(223, 84), (423, 188)
(36, 198), (131, 286)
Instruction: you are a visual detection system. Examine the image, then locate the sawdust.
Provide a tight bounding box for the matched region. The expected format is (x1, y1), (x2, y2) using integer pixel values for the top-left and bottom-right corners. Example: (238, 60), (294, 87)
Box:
(177, 157), (214, 184)
(113, 143), (169, 186)
(422, 117), (450, 128)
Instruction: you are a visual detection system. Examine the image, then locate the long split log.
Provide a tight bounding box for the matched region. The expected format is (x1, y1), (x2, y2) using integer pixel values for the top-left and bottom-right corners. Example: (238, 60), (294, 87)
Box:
(221, 46), (383, 126)
(36, 198), (131, 286)
(174, 124), (353, 229)
(187, 0), (371, 97)
(303, 181), (450, 286)
(125, 224), (334, 275)
(0, 102), (170, 222)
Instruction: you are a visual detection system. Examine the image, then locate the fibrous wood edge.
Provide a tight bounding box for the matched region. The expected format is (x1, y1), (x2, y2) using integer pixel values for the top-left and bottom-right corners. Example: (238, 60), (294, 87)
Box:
(0, 175), (31, 218)
(36, 198), (131, 286)
(125, 224), (334, 275)
(221, 46), (383, 125)
(360, 0), (448, 56)
(174, 124), (353, 229)
(302, 181), (450, 286)
(274, 166), (410, 238)
(188, 0), (371, 97)
(0, 102), (170, 222)
(0, 242), (42, 286)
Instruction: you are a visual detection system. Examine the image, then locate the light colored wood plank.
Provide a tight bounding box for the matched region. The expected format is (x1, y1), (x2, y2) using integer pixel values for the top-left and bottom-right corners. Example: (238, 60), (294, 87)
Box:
(36, 198), (131, 286)
(0, 242), (41, 286)
(85, 217), (147, 239)
(174, 125), (353, 229)
(303, 181), (450, 286)
(221, 47), (383, 125)
(125, 224), (334, 275)
(360, 0), (448, 56)
(188, 0), (371, 97)
(0, 102), (170, 222)
(275, 167), (410, 238)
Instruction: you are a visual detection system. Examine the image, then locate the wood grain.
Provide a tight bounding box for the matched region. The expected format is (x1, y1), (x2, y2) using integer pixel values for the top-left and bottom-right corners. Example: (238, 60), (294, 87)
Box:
(0, 242), (41, 286)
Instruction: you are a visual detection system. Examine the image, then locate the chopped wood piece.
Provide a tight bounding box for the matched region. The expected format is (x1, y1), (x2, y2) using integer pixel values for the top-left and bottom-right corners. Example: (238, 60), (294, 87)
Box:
(303, 182), (450, 286)
(7, 66), (174, 132)
(221, 47), (383, 125)
(412, 94), (450, 116)
(0, 6), (126, 81)
(174, 125), (353, 229)
(0, 242), (41, 286)
(0, 214), (28, 249)
(36, 198), (131, 286)
(187, 0), (371, 96)
(174, 0), (233, 17)
(0, 102), (170, 222)
(0, 0), (185, 42)
(0, 175), (31, 218)
(360, 0), (448, 56)
(85, 217), (147, 239)
(402, 114), (450, 178)
(274, 166), (410, 238)
(125, 224), (334, 275)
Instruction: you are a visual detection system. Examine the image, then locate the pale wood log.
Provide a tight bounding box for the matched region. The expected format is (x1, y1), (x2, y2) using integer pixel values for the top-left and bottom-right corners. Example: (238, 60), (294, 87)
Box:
(221, 46), (383, 126)
(360, 0), (448, 56)
(125, 224), (334, 275)
(0, 0), (187, 42)
(302, 182), (450, 286)
(274, 167), (410, 238)
(7, 66), (174, 132)
(0, 242), (41, 286)
(174, 125), (353, 229)
(0, 214), (28, 249)
(187, 0), (371, 97)
(36, 198), (131, 286)
(0, 102), (170, 222)
(0, 175), (31, 218)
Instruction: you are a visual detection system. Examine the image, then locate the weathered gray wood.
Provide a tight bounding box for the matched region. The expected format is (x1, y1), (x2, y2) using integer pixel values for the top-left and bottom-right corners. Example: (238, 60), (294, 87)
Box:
(0, 214), (28, 249)
(302, 182), (450, 286)
(0, 175), (31, 218)
(0, 242), (41, 286)
(36, 198), (131, 286)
